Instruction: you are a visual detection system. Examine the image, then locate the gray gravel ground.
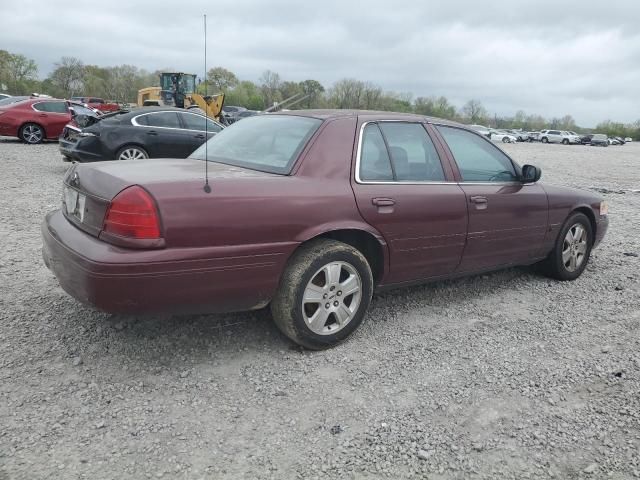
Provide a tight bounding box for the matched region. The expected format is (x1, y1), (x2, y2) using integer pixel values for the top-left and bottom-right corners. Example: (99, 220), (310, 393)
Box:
(0, 137), (639, 480)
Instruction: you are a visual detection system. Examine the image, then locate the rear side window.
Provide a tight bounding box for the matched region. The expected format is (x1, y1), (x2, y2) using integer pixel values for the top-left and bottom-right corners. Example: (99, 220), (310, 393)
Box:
(359, 124), (394, 181)
(142, 112), (181, 128)
(437, 126), (517, 182)
(33, 101), (68, 113)
(378, 123), (445, 181)
(180, 113), (223, 132)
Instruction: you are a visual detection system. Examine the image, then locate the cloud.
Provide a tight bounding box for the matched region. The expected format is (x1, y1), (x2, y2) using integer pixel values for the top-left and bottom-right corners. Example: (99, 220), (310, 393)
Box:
(1, 0), (638, 126)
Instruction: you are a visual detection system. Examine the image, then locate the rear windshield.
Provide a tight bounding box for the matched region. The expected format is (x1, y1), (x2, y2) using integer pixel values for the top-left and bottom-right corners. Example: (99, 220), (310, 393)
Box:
(189, 114), (322, 174)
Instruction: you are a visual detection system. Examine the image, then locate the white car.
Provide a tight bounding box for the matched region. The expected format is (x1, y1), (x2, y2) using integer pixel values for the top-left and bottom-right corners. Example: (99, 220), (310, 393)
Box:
(539, 130), (580, 145)
(468, 124), (491, 137)
(624, 137), (633, 142)
(489, 130), (518, 143)
(507, 129), (530, 142)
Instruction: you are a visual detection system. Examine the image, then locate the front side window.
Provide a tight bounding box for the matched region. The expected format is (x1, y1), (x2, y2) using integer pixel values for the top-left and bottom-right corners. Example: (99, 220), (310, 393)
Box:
(437, 126), (517, 182)
(189, 114), (322, 174)
(142, 112), (181, 128)
(180, 112), (223, 133)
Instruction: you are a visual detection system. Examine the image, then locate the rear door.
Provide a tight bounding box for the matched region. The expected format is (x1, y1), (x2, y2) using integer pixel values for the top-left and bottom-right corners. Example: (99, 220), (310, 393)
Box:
(435, 125), (548, 272)
(134, 111), (191, 157)
(178, 112), (223, 155)
(351, 120), (468, 284)
(32, 101), (72, 137)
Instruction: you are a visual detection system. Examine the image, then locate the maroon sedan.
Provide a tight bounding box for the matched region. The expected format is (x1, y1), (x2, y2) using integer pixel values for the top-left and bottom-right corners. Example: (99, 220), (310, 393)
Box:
(0, 97), (72, 143)
(42, 111), (608, 349)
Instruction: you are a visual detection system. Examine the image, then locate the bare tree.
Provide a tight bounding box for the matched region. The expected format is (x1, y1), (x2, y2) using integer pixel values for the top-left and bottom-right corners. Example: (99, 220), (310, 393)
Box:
(50, 57), (85, 97)
(207, 67), (238, 92)
(259, 70), (282, 107)
(461, 99), (488, 124)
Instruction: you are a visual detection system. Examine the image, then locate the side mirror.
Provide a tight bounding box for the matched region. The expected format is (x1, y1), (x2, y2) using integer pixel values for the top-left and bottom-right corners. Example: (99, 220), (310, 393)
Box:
(521, 164), (542, 183)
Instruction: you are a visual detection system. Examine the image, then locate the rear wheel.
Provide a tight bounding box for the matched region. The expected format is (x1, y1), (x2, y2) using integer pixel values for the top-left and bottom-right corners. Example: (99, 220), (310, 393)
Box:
(116, 145), (148, 160)
(502, 136), (510, 143)
(541, 137), (549, 143)
(538, 212), (593, 281)
(20, 123), (44, 144)
(562, 138), (569, 145)
(271, 239), (373, 350)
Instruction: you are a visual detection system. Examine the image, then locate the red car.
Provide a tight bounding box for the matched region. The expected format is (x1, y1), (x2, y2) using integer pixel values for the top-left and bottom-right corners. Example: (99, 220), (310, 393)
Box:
(0, 98), (73, 143)
(69, 97), (121, 113)
(42, 111), (608, 349)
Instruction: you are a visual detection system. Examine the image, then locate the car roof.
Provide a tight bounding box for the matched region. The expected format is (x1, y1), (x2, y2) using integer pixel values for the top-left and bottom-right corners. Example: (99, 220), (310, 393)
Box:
(273, 109), (464, 127)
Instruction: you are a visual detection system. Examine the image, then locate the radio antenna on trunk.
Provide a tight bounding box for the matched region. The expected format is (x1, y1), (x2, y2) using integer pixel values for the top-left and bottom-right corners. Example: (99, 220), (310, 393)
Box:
(203, 14), (211, 194)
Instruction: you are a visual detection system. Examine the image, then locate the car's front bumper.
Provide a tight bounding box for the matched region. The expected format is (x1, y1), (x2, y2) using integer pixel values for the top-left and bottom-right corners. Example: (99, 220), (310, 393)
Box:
(594, 215), (608, 248)
(42, 210), (288, 314)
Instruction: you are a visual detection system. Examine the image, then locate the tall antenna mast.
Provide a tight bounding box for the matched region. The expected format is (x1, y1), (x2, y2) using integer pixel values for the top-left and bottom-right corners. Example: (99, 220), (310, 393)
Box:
(203, 13), (211, 194)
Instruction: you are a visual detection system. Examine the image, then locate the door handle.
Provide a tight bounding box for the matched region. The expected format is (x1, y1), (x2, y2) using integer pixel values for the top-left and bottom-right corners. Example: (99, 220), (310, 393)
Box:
(194, 134), (205, 139)
(372, 197), (396, 207)
(39, 113), (47, 117)
(469, 196), (487, 204)
(147, 130), (158, 136)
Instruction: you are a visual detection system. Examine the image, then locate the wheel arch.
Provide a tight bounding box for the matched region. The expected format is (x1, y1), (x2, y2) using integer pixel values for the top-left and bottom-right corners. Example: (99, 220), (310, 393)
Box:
(571, 206), (597, 240)
(293, 224), (389, 284)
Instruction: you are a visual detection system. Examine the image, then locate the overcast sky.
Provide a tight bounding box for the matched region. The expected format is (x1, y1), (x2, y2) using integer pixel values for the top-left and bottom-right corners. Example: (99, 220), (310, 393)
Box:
(2, 0), (639, 126)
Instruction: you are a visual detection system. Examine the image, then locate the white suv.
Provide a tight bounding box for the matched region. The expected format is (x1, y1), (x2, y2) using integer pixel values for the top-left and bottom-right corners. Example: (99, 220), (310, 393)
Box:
(539, 130), (581, 145)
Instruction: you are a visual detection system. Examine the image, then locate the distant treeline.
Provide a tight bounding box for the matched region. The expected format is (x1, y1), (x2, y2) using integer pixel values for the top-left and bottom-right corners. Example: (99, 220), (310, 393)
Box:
(1, 50), (638, 139)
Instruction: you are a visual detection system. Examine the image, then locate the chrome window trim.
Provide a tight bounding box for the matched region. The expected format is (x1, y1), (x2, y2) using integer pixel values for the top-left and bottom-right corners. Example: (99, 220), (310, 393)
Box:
(131, 111), (222, 134)
(354, 120), (455, 185)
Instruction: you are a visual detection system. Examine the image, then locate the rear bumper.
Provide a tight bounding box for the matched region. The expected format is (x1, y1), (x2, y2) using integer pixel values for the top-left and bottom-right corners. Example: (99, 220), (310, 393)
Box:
(42, 210), (291, 314)
(58, 137), (104, 162)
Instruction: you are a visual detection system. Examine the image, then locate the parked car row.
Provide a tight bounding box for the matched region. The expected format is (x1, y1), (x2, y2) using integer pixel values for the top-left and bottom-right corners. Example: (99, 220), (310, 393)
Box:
(468, 124), (631, 147)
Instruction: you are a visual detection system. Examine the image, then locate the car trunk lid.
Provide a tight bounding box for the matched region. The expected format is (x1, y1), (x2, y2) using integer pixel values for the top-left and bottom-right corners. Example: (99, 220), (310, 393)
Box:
(61, 159), (277, 240)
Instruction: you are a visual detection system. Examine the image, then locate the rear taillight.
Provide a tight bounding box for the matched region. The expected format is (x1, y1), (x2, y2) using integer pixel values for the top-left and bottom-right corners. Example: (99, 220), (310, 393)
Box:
(103, 186), (161, 239)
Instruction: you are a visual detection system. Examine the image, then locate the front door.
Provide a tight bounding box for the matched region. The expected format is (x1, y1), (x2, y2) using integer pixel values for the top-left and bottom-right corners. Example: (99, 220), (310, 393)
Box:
(435, 125), (548, 272)
(351, 121), (468, 284)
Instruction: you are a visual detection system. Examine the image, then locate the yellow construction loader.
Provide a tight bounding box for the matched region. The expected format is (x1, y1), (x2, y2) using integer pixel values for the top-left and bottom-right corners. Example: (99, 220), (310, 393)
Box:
(137, 72), (225, 122)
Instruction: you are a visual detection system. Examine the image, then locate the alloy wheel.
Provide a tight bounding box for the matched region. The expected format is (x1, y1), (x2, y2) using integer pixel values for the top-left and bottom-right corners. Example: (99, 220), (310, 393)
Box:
(22, 125), (43, 144)
(301, 261), (362, 335)
(562, 223), (588, 272)
(118, 148), (147, 160)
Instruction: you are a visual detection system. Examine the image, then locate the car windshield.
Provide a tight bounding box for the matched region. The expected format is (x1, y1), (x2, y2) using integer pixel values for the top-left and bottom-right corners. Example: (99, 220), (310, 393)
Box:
(0, 96), (29, 106)
(189, 114), (322, 174)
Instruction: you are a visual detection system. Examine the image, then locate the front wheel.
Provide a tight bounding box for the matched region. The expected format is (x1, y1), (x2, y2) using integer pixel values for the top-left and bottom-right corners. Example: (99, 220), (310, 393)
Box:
(541, 137), (549, 143)
(538, 212), (593, 281)
(562, 138), (569, 145)
(271, 239), (373, 350)
(502, 137), (510, 143)
(20, 123), (44, 144)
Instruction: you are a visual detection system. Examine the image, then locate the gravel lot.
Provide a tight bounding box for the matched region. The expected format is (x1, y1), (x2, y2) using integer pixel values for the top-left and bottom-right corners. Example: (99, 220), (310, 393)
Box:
(1, 137), (639, 480)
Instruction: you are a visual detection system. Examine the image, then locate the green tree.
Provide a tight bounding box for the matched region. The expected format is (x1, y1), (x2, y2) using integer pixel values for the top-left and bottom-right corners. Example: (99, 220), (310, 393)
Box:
(461, 99), (488, 124)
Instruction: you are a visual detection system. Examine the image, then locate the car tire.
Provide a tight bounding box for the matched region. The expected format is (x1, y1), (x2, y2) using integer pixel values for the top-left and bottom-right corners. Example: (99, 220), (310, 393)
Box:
(271, 239), (374, 350)
(502, 137), (510, 143)
(538, 212), (593, 281)
(116, 145), (149, 160)
(541, 137), (549, 143)
(19, 123), (44, 144)
(562, 139), (569, 145)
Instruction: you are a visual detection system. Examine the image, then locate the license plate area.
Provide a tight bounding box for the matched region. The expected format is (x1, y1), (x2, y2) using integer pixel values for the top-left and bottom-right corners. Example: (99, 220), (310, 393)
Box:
(63, 186), (86, 222)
